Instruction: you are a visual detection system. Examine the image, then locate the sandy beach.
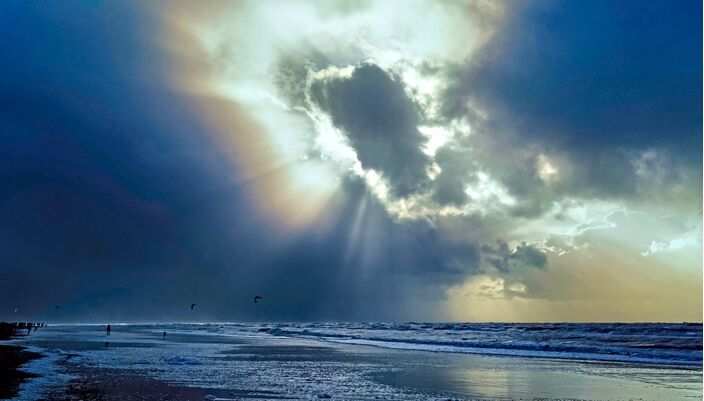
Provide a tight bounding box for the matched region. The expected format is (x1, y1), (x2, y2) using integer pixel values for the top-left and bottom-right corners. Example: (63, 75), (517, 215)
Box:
(2, 324), (701, 401)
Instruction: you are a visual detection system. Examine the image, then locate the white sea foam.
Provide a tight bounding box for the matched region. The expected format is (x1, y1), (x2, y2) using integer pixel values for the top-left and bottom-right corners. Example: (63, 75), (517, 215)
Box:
(10, 345), (73, 401)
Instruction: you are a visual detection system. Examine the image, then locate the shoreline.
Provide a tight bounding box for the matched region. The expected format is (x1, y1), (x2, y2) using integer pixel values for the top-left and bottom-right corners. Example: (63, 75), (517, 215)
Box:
(8, 323), (703, 400)
(0, 344), (43, 400)
(42, 322), (702, 369)
(0, 322), (50, 400)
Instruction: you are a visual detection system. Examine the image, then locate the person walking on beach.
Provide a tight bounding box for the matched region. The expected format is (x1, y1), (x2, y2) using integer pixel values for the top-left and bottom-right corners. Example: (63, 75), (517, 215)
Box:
(106, 324), (111, 336)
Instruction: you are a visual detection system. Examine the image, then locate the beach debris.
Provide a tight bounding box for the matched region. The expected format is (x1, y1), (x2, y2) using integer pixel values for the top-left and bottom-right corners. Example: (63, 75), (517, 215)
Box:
(253, 296), (263, 303)
(204, 395), (217, 400)
(316, 393), (332, 399)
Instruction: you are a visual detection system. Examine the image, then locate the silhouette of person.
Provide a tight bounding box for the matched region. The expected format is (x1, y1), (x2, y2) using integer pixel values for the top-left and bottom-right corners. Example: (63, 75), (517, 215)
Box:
(162, 331), (166, 338)
(26, 323), (32, 335)
(106, 324), (111, 336)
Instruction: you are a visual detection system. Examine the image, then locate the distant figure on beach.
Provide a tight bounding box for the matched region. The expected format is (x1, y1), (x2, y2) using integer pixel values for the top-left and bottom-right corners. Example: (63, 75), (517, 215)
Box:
(163, 331), (166, 338)
(106, 324), (111, 336)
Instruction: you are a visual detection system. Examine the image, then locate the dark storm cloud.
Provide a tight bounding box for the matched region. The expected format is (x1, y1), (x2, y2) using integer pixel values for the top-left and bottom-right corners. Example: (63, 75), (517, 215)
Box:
(0, 3), (483, 321)
(441, 0), (702, 213)
(432, 145), (473, 206)
(311, 63), (430, 197)
(3, 4), (157, 312)
(481, 240), (548, 273)
(0, 2), (255, 320)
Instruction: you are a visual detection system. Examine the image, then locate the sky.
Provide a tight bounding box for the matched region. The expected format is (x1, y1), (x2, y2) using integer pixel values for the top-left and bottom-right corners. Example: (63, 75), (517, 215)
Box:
(0, 0), (701, 322)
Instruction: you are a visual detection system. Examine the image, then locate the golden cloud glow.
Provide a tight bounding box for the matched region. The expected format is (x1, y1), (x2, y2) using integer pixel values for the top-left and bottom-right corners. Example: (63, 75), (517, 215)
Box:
(445, 256), (702, 322)
(445, 208), (703, 322)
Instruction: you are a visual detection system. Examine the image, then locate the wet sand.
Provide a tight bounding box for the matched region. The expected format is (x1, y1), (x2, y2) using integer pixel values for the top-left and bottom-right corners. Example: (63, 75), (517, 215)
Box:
(0, 345), (42, 400)
(0, 323), (47, 400)
(44, 367), (288, 401)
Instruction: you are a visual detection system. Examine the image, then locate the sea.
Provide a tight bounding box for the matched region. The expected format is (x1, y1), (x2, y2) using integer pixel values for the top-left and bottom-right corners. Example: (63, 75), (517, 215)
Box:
(255, 321), (703, 366)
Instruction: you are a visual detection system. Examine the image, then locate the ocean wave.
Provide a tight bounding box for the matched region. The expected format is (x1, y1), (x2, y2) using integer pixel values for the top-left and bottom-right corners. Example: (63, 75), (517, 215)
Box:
(253, 322), (702, 367)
